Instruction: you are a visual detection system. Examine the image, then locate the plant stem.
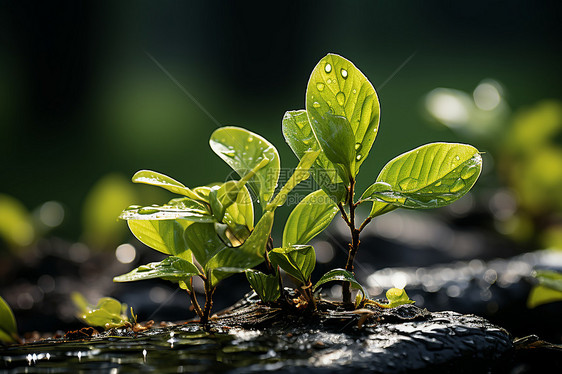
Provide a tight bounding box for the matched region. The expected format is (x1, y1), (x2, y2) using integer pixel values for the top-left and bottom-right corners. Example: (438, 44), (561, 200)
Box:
(188, 278), (204, 318)
(342, 178), (359, 306)
(200, 280), (216, 326)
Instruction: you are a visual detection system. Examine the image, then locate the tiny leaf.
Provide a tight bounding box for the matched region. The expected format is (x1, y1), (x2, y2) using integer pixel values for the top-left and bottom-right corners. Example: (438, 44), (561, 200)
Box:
(210, 127), (280, 208)
(71, 293), (130, 329)
(306, 54), (381, 176)
(282, 189), (339, 247)
(245, 270), (281, 303)
(113, 256), (201, 283)
(361, 143), (482, 211)
(378, 288), (415, 308)
(313, 269), (368, 301)
(269, 245), (316, 285)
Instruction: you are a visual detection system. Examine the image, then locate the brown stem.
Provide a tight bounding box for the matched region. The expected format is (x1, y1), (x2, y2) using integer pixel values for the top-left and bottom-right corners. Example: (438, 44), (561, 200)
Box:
(188, 278), (204, 318)
(200, 280), (216, 326)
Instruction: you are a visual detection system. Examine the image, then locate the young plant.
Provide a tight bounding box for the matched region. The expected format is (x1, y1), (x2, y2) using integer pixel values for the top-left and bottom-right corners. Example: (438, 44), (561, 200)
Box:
(71, 293), (133, 330)
(281, 54), (482, 306)
(113, 128), (320, 324)
(113, 53), (482, 322)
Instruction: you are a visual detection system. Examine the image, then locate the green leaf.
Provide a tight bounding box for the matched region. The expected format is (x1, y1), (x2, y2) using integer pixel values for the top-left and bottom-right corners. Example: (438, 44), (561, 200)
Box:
(269, 245), (316, 285)
(376, 288), (415, 309)
(210, 127), (280, 208)
(71, 293), (130, 329)
(184, 223), (226, 267)
(206, 211), (274, 286)
(0, 296), (18, 343)
(306, 54), (381, 176)
(282, 190), (339, 247)
(113, 256), (201, 283)
(127, 219), (192, 260)
(245, 270), (281, 303)
(535, 270), (562, 292)
(120, 197), (215, 222)
(267, 149), (320, 210)
(313, 268), (368, 301)
(527, 285), (562, 308)
(361, 143), (482, 211)
(282, 110), (347, 202)
(131, 170), (203, 201)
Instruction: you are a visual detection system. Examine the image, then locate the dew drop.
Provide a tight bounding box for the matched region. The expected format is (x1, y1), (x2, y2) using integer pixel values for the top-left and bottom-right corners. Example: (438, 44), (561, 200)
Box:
(327, 78), (332, 84)
(461, 165), (478, 179)
(356, 154), (362, 161)
(341, 68), (348, 79)
(399, 177), (418, 190)
(352, 89), (357, 94)
(312, 102), (321, 108)
(450, 178), (465, 193)
(324, 63), (332, 73)
(247, 136), (254, 142)
(336, 92), (346, 106)
(455, 155), (460, 161)
(316, 82), (325, 91)
(354, 142), (361, 150)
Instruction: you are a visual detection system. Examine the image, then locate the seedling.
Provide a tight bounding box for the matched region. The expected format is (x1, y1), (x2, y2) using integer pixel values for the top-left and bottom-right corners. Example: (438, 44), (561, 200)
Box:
(114, 54), (482, 324)
(72, 293), (133, 330)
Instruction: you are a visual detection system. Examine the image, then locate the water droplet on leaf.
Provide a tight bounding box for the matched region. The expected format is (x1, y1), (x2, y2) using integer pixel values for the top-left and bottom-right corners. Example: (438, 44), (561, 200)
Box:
(327, 78), (332, 84)
(336, 92), (346, 106)
(341, 68), (348, 79)
(354, 143), (361, 150)
(316, 82), (325, 91)
(324, 63), (332, 73)
(450, 178), (465, 193)
(312, 102), (321, 108)
(461, 165), (478, 179)
(247, 136), (254, 142)
(356, 154), (362, 161)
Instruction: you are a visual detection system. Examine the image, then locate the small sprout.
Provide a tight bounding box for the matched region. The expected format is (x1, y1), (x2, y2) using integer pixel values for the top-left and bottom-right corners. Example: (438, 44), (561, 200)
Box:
(0, 296), (19, 344)
(368, 288), (415, 309)
(71, 293), (132, 330)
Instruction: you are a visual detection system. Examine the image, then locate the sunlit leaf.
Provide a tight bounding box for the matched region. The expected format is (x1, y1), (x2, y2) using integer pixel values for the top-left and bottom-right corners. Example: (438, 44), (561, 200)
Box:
(210, 127), (280, 208)
(113, 256), (201, 283)
(372, 288), (415, 309)
(306, 54), (381, 176)
(0, 194), (34, 249)
(267, 149), (320, 210)
(361, 143), (482, 212)
(132, 170), (203, 201)
(127, 220), (192, 260)
(71, 293), (130, 329)
(282, 190), (338, 247)
(282, 110), (347, 202)
(269, 245), (316, 285)
(0, 296), (18, 343)
(313, 268), (368, 301)
(206, 211), (274, 286)
(527, 285), (562, 308)
(119, 197), (214, 222)
(184, 223), (226, 267)
(245, 269), (280, 303)
(535, 270), (562, 292)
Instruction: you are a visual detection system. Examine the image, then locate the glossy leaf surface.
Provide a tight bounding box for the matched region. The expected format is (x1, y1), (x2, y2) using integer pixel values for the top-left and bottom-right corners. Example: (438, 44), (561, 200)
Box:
(245, 269), (280, 303)
(282, 190), (338, 247)
(375, 288), (415, 309)
(113, 256), (201, 283)
(313, 269), (368, 301)
(127, 220), (191, 260)
(120, 197), (214, 222)
(132, 170), (202, 201)
(0, 296), (18, 343)
(206, 211), (274, 286)
(184, 223), (226, 267)
(210, 127), (280, 208)
(282, 110), (347, 202)
(306, 54), (380, 176)
(361, 143), (482, 212)
(269, 245), (316, 285)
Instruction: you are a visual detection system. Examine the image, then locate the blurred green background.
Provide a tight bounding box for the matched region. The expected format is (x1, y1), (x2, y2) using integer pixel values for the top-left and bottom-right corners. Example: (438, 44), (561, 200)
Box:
(1, 0), (561, 251)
